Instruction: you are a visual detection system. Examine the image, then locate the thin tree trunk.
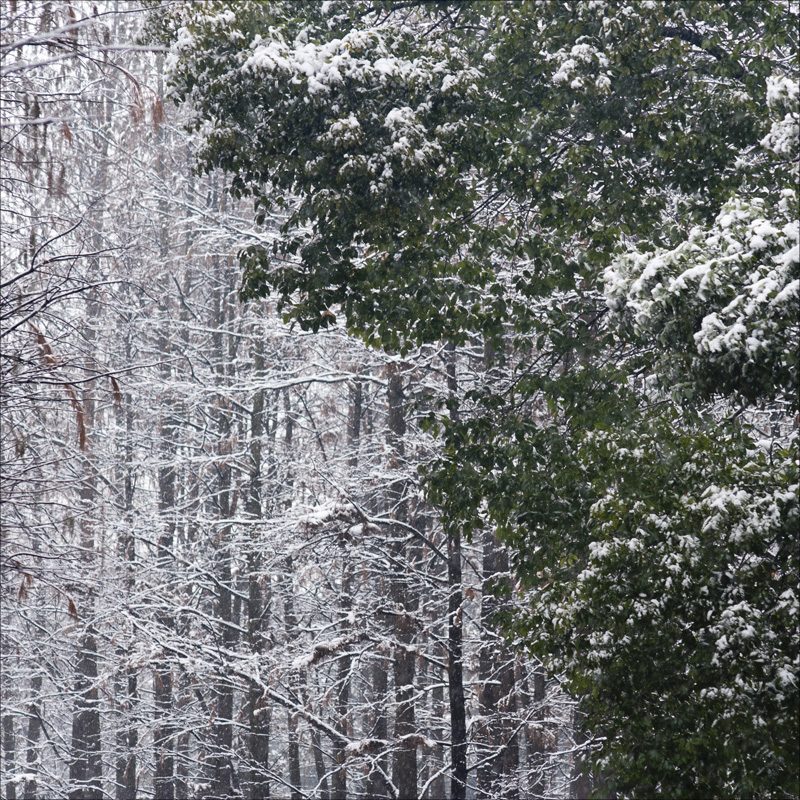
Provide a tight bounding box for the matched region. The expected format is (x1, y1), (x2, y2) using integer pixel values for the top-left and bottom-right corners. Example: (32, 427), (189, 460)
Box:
(153, 55), (175, 800)
(209, 266), (238, 800)
(426, 660), (447, 800)
(69, 291), (102, 800)
(22, 674), (43, 800)
(386, 365), (418, 800)
(331, 561), (353, 800)
(331, 379), (362, 799)
(286, 707), (302, 800)
(280, 393), (303, 800)
(498, 627), (519, 800)
(115, 374), (137, 800)
(306, 694), (330, 800)
(69, 626), (102, 800)
(444, 343), (467, 800)
(447, 527), (467, 800)
(3, 714), (17, 800)
(477, 528), (501, 799)
(244, 340), (272, 800)
(528, 662), (548, 798)
(114, 665), (137, 800)
(478, 532), (519, 799)
(174, 671), (192, 800)
(154, 384), (176, 800)
(284, 570), (303, 800)
(366, 651), (391, 799)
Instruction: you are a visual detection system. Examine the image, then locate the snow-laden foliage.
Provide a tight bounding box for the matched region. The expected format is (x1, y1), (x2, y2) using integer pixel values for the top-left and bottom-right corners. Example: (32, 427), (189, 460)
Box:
(4, 6), (571, 799)
(163, 1), (799, 797)
(605, 73), (799, 404)
(605, 190), (798, 402)
(519, 414), (798, 797)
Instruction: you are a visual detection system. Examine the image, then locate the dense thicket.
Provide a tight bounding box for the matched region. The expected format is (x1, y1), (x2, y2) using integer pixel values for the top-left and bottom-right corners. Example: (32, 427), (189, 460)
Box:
(1, 2), (797, 800)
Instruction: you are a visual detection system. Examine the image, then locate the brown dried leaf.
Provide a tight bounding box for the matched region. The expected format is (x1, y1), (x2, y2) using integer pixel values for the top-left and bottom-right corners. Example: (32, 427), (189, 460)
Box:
(130, 102), (143, 124)
(67, 596), (79, 620)
(56, 164), (66, 197)
(64, 384), (86, 450)
(109, 375), (122, 408)
(152, 97), (165, 129)
(29, 323), (57, 366)
(61, 121), (73, 144)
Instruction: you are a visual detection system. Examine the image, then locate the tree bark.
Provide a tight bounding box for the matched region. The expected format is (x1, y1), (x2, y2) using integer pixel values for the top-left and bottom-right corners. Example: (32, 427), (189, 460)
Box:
(69, 291), (102, 800)
(386, 365), (418, 800)
(308, 711), (330, 800)
(153, 385), (176, 800)
(3, 714), (17, 800)
(528, 662), (549, 798)
(208, 265), (238, 800)
(115, 374), (138, 800)
(244, 340), (272, 800)
(444, 343), (467, 800)
(69, 627), (102, 800)
(478, 531), (519, 799)
(331, 379), (361, 799)
(22, 674), (43, 800)
(153, 56), (175, 800)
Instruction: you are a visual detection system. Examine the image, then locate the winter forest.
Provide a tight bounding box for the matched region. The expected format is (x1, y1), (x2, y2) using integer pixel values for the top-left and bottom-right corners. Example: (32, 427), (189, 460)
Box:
(0, 1), (797, 799)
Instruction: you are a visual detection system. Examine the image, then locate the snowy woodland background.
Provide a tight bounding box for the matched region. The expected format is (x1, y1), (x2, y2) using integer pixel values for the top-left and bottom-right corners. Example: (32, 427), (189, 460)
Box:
(2, 4), (569, 798)
(0, 2), (797, 800)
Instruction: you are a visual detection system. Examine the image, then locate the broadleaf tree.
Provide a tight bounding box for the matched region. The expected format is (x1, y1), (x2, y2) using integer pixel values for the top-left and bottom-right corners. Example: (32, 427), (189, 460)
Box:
(161, 0), (796, 796)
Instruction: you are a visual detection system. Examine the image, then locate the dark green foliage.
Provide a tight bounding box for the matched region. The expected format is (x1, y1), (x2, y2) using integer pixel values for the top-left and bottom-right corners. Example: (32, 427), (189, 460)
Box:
(164, 1), (799, 795)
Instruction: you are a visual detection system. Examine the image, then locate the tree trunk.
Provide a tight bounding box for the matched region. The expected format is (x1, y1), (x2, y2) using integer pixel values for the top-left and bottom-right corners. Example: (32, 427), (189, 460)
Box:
(426, 662), (447, 800)
(209, 266), (238, 800)
(331, 379), (361, 799)
(153, 56), (176, 800)
(478, 531), (519, 799)
(115, 381), (137, 800)
(114, 666), (137, 800)
(283, 556), (303, 800)
(528, 663), (548, 798)
(69, 627), (102, 800)
(22, 674), (43, 800)
(244, 341), (272, 800)
(477, 530), (501, 798)
(386, 366), (418, 800)
(447, 526), (468, 800)
(287, 707), (302, 800)
(3, 714), (17, 800)
(366, 651), (391, 799)
(331, 561), (353, 800)
(154, 394), (176, 800)
(308, 711), (330, 800)
(69, 291), (102, 800)
(444, 343), (467, 800)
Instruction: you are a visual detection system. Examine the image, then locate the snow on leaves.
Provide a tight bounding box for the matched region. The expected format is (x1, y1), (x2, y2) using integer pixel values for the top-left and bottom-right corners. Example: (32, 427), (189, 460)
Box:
(605, 73), (799, 404)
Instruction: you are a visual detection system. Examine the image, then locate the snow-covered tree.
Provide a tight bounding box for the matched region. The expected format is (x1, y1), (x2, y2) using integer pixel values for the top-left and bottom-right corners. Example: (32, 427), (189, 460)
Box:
(162, 1), (798, 796)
